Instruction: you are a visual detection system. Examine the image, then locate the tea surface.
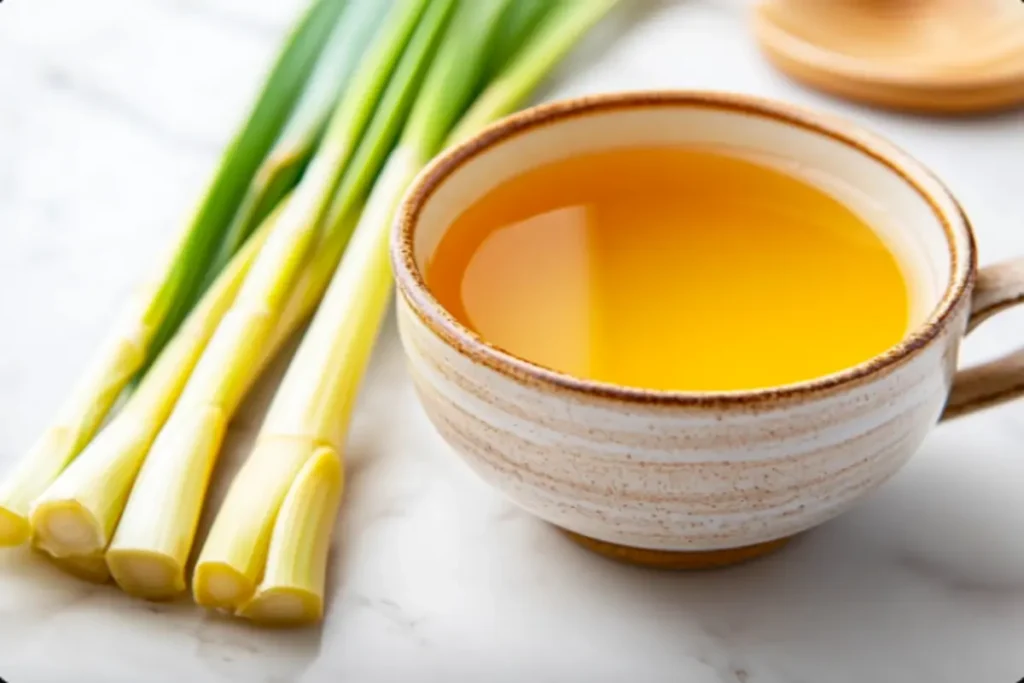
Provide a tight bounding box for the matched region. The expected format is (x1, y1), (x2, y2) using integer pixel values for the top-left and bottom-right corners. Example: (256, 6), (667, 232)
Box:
(426, 146), (910, 391)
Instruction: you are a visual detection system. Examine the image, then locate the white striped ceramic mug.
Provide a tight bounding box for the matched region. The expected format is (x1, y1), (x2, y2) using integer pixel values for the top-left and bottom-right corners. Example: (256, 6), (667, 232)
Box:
(391, 91), (1024, 568)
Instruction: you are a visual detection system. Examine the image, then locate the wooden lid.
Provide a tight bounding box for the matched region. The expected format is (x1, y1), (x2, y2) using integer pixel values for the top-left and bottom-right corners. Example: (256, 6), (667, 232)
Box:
(752, 0), (1024, 114)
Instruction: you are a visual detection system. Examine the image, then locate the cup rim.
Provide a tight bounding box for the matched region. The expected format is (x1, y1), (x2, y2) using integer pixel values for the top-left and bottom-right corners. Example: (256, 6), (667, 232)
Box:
(391, 90), (977, 407)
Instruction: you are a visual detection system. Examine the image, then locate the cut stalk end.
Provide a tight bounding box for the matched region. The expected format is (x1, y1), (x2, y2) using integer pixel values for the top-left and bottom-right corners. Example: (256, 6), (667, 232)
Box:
(238, 586), (323, 627)
(239, 446), (343, 627)
(30, 500), (104, 558)
(193, 562), (254, 611)
(106, 549), (184, 600)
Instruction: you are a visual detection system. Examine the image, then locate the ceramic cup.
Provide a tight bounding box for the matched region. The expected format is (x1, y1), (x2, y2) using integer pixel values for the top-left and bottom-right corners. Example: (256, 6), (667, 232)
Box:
(391, 91), (1024, 569)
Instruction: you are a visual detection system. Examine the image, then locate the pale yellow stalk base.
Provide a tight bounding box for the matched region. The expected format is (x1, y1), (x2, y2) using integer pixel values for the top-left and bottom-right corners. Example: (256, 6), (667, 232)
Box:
(191, 214), (359, 611)
(237, 447), (343, 627)
(29, 420), (156, 559)
(106, 405), (227, 599)
(192, 435), (322, 609)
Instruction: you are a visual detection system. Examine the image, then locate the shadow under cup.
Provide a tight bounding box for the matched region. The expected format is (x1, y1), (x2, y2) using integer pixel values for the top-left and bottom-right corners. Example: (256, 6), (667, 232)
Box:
(391, 92), (987, 569)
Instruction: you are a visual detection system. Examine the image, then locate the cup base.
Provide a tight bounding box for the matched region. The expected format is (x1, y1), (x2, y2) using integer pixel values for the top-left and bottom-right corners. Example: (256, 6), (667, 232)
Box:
(563, 530), (793, 570)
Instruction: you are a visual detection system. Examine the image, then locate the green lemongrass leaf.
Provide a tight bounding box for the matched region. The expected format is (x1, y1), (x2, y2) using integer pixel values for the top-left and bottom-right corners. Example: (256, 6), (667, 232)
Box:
(311, 0), (432, 183)
(486, 0), (553, 80)
(401, 0), (515, 161)
(324, 0), (458, 228)
(142, 0), (348, 375)
(447, 0), (621, 147)
(208, 0), (392, 280)
(208, 160), (309, 289)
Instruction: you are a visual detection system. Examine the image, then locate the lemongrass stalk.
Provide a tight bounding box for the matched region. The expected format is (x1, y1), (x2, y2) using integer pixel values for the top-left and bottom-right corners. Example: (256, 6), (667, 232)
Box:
(232, 156), (437, 622)
(207, 0), (390, 280)
(239, 2), (621, 625)
(105, 0), (431, 601)
(447, 0), (621, 147)
(192, 161), (407, 611)
(28, 209), (279, 560)
(193, 0), (459, 610)
(237, 448), (343, 626)
(221, 0), (622, 625)
(0, 0), (344, 548)
(192, 0), (514, 619)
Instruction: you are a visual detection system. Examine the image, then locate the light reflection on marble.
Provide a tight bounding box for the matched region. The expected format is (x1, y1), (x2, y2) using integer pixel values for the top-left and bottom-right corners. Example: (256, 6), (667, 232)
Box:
(2, 1), (1024, 681)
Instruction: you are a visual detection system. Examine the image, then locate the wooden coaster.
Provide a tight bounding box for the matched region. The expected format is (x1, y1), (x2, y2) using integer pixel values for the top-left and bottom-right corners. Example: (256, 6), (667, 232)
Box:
(752, 0), (1024, 114)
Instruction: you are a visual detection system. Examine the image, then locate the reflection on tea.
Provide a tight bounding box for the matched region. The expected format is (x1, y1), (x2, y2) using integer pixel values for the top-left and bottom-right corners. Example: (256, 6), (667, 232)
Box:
(426, 146), (910, 391)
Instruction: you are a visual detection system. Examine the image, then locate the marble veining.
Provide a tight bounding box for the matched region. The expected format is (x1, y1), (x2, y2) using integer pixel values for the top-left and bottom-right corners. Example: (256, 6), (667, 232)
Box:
(2, 1), (1024, 682)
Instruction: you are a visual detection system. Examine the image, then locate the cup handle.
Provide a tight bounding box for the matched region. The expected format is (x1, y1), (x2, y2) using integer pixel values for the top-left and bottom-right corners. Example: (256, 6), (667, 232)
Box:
(941, 257), (1024, 421)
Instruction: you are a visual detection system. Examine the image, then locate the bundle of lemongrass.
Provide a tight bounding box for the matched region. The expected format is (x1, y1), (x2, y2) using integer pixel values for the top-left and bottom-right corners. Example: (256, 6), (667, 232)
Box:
(0, 0), (618, 626)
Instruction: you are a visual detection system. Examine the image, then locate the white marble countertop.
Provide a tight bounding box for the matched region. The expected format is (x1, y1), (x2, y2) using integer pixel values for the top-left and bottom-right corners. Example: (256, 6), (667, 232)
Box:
(3, 1), (1024, 681)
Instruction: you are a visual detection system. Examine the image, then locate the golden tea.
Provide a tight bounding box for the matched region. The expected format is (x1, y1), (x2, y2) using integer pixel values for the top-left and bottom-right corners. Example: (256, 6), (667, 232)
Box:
(425, 146), (910, 392)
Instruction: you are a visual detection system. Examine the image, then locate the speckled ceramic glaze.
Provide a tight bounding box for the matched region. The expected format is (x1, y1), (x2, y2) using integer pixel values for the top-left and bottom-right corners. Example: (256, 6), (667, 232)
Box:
(391, 92), (1024, 568)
